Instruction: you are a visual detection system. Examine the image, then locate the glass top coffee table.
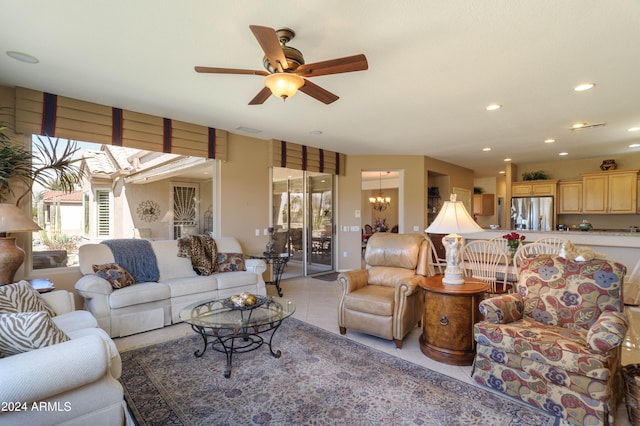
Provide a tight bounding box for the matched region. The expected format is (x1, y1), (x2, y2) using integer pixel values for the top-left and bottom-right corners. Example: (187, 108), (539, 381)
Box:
(180, 296), (296, 378)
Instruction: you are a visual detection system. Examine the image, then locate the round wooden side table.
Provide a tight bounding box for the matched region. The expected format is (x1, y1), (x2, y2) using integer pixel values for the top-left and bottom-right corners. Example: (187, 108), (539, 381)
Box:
(418, 275), (488, 366)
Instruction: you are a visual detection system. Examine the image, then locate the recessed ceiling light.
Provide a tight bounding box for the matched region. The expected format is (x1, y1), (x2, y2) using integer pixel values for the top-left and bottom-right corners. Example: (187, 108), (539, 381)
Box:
(570, 122), (606, 130)
(235, 126), (262, 133)
(6, 50), (39, 64)
(309, 130), (322, 135)
(574, 83), (595, 92)
(498, 171), (506, 174)
(544, 139), (556, 144)
(482, 147), (491, 152)
(629, 144), (640, 148)
(503, 158), (512, 162)
(629, 127), (640, 132)
(485, 104), (501, 111)
(559, 152), (569, 156)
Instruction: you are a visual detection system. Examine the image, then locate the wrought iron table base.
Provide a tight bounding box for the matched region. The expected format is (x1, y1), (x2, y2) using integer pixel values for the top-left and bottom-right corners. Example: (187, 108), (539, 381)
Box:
(190, 321), (283, 378)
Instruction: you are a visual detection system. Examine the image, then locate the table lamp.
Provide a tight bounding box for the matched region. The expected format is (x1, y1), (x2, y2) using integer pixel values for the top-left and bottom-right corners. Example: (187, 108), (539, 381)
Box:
(425, 194), (483, 284)
(0, 203), (42, 285)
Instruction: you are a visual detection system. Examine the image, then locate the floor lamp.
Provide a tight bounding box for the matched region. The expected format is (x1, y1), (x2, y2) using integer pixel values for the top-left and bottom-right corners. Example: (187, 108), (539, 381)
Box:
(0, 203), (41, 285)
(425, 194), (484, 284)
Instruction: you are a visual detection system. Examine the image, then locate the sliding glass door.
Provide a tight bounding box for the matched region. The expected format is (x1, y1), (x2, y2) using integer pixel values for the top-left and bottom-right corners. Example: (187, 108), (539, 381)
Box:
(272, 168), (334, 277)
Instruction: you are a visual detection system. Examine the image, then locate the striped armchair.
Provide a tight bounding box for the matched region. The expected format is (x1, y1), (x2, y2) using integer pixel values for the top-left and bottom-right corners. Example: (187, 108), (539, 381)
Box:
(472, 255), (628, 425)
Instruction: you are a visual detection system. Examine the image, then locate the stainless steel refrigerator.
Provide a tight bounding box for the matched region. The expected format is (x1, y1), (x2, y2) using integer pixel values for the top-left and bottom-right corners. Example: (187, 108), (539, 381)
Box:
(510, 197), (554, 231)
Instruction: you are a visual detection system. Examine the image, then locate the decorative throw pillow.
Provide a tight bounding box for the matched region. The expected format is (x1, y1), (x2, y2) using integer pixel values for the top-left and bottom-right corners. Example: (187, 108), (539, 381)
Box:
(0, 311), (70, 356)
(92, 263), (136, 289)
(0, 280), (56, 317)
(216, 253), (247, 272)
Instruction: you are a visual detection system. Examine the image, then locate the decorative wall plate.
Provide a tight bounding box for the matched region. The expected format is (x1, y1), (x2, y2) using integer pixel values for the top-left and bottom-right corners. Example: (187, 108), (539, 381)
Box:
(137, 200), (161, 222)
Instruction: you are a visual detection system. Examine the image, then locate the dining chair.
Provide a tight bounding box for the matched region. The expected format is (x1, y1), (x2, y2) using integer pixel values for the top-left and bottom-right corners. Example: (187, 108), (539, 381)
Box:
(461, 240), (510, 294)
(512, 242), (557, 273)
(488, 235), (509, 256)
(533, 236), (567, 254)
(425, 235), (446, 276)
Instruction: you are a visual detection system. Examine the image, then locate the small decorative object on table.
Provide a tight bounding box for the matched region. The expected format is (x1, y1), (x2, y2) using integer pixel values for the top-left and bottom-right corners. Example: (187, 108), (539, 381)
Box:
(264, 227), (275, 255)
(223, 292), (267, 310)
(503, 232), (525, 258)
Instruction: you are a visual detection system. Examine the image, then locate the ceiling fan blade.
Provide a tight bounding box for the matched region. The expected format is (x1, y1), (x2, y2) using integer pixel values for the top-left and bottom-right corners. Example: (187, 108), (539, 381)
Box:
(194, 66), (268, 76)
(298, 80), (339, 104)
(248, 86), (273, 105)
(249, 25), (288, 72)
(294, 54), (368, 77)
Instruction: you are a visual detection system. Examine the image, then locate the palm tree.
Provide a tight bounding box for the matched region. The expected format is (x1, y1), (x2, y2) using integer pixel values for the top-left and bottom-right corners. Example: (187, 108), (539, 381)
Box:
(0, 123), (84, 206)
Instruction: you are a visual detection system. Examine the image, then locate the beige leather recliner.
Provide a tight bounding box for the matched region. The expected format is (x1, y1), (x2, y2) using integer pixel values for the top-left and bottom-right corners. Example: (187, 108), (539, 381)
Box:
(338, 233), (429, 348)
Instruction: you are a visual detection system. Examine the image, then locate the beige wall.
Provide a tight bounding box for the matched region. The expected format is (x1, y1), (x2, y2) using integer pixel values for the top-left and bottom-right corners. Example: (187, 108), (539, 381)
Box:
(340, 155), (424, 270)
(515, 153), (640, 180)
(218, 133), (271, 254)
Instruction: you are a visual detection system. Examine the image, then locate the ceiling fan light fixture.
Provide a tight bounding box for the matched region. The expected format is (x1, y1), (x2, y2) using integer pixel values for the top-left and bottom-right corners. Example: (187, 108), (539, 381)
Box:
(264, 73), (304, 100)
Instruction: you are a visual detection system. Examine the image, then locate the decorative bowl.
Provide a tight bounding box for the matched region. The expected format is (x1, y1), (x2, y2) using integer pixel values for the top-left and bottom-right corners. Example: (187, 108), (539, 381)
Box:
(578, 223), (592, 231)
(223, 295), (267, 310)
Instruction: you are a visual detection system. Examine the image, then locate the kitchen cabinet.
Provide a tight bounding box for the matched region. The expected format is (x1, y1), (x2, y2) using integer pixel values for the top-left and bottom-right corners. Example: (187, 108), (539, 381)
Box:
(581, 169), (639, 214)
(558, 180), (582, 214)
(511, 180), (558, 197)
(473, 193), (494, 216)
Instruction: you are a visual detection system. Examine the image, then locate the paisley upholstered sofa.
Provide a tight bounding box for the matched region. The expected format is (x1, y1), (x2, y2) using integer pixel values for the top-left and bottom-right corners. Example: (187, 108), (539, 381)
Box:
(472, 255), (628, 425)
(75, 237), (266, 337)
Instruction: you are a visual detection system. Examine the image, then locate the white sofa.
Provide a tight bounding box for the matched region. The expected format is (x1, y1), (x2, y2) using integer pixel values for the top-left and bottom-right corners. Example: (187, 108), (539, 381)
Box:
(0, 290), (125, 426)
(75, 237), (267, 337)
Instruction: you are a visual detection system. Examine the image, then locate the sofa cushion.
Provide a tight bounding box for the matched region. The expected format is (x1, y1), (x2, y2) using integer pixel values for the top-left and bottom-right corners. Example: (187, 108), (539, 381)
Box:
(79, 243), (115, 275)
(343, 285), (394, 316)
(0, 280), (56, 317)
(518, 256), (625, 330)
(367, 266), (416, 287)
(92, 263), (135, 289)
(474, 318), (613, 378)
(216, 253), (246, 272)
(151, 240), (198, 281)
(108, 282), (171, 309)
(165, 276), (218, 298)
(0, 311), (70, 356)
(52, 310), (99, 333)
(215, 271), (258, 291)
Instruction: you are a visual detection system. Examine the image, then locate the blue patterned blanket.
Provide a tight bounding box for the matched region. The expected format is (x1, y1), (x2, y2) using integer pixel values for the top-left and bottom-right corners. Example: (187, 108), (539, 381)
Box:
(101, 239), (160, 283)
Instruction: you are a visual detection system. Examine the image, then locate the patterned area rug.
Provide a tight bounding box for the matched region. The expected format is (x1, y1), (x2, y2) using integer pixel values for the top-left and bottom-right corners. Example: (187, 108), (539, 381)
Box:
(120, 318), (558, 425)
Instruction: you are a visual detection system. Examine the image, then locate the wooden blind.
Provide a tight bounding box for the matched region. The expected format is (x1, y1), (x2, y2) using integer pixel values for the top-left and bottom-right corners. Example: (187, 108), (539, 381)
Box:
(14, 87), (227, 160)
(268, 140), (346, 176)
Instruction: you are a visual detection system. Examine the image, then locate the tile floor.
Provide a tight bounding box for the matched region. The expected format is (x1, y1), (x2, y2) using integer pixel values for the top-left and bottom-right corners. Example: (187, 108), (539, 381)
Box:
(114, 275), (637, 425)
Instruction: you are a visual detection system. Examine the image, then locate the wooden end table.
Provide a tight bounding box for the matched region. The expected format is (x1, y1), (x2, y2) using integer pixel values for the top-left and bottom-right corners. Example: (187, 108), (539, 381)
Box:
(418, 275), (488, 366)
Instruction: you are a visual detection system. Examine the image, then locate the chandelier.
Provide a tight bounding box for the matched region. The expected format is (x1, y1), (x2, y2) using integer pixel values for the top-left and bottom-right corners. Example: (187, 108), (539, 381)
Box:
(369, 172), (391, 211)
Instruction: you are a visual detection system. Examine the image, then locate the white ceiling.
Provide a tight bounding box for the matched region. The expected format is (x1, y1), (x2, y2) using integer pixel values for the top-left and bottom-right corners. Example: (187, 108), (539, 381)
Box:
(1, 1), (639, 177)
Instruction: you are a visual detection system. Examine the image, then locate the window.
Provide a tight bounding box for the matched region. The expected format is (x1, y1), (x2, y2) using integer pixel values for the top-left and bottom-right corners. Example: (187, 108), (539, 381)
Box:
(29, 136), (216, 271)
(95, 189), (111, 237)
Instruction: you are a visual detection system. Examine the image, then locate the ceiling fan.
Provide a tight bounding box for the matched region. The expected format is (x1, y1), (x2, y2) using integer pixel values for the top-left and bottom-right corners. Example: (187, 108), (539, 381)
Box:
(194, 25), (368, 105)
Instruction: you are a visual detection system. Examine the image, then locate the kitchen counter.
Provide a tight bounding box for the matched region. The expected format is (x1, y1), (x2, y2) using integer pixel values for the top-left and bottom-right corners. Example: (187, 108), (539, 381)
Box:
(466, 230), (640, 271)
